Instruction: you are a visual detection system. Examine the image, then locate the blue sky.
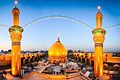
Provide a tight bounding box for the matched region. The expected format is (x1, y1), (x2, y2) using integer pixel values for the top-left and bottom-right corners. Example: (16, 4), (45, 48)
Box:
(0, 0), (120, 52)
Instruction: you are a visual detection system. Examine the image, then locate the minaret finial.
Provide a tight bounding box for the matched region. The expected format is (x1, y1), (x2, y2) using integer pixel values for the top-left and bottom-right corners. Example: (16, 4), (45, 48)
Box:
(14, 0), (18, 7)
(97, 5), (101, 13)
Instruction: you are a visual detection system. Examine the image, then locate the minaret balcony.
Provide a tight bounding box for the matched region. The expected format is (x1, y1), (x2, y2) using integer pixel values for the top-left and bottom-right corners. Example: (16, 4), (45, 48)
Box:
(92, 28), (106, 43)
(9, 25), (23, 42)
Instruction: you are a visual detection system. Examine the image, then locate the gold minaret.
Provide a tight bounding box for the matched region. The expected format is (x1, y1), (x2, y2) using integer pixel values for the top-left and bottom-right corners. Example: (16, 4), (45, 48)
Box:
(92, 6), (106, 78)
(9, 0), (23, 76)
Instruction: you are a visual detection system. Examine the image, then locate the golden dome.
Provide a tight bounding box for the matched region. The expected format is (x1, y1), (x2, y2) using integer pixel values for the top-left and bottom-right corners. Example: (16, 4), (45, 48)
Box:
(48, 37), (67, 63)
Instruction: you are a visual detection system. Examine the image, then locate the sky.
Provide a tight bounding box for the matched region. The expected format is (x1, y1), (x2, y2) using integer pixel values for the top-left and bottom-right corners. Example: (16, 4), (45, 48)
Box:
(0, 0), (120, 52)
